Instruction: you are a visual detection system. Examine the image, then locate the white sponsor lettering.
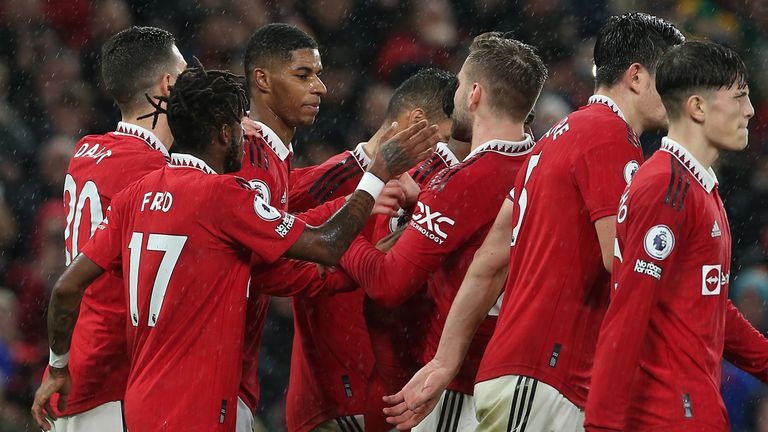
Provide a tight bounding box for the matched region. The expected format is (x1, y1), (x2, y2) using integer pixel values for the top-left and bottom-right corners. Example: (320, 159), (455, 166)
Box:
(275, 213), (295, 238)
(411, 202), (455, 243)
(634, 259), (663, 280)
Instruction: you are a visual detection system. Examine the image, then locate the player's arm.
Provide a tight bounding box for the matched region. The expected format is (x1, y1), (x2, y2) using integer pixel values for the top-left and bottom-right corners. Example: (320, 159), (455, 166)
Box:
(572, 132), (643, 273)
(585, 181), (683, 431)
(383, 198), (513, 430)
(723, 300), (768, 382)
(284, 121), (437, 266)
(252, 258), (355, 297)
(594, 216), (616, 272)
(31, 254), (106, 429)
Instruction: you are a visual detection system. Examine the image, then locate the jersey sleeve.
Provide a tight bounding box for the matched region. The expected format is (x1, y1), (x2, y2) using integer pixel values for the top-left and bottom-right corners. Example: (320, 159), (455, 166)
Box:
(339, 178), (476, 307)
(217, 178), (306, 264)
(585, 176), (686, 431)
(289, 152), (363, 213)
(572, 133), (642, 222)
(723, 300), (768, 383)
(295, 195), (347, 226)
(251, 258), (355, 297)
(81, 193), (126, 274)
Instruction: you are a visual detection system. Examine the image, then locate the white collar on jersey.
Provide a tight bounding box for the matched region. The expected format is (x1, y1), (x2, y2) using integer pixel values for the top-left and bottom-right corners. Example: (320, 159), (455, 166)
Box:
(168, 153), (217, 175)
(588, 95), (627, 122)
(115, 121), (170, 159)
(256, 121), (293, 161)
(465, 134), (535, 161)
(435, 142), (460, 167)
(660, 137), (718, 193)
(352, 143), (372, 170)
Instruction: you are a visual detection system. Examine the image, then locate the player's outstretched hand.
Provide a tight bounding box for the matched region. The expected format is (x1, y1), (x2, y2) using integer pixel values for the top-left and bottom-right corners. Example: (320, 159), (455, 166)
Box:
(31, 367), (72, 431)
(382, 358), (454, 430)
(369, 120), (438, 181)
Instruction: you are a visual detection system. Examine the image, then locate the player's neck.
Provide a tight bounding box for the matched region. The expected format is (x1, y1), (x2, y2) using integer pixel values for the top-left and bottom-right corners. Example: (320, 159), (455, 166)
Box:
(120, 113), (173, 150)
(248, 101), (296, 146)
(593, 87), (645, 136)
(469, 115), (526, 151)
(446, 138), (470, 161)
(666, 123), (719, 170)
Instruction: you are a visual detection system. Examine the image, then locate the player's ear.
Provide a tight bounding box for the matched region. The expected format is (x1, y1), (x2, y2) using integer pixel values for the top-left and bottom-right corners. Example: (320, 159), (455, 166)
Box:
(468, 82), (481, 112)
(217, 123), (232, 148)
(159, 73), (173, 97)
(687, 94), (706, 123)
(625, 63), (644, 95)
(252, 68), (270, 94)
(408, 108), (426, 126)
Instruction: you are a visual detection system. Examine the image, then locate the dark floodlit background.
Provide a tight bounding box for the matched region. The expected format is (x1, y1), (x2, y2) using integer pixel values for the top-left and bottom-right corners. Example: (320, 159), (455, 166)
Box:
(0, 0), (767, 430)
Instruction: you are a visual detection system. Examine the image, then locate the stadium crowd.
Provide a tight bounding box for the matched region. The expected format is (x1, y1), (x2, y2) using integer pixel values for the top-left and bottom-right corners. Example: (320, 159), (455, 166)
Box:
(1, 0), (767, 431)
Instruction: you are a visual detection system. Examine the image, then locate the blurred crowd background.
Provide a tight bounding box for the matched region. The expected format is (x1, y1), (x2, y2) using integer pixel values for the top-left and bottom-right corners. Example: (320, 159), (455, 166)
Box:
(0, 0), (767, 430)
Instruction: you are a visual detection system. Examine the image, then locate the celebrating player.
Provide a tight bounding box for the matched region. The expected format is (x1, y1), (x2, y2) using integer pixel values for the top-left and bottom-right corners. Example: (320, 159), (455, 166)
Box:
(340, 32), (547, 431)
(585, 40), (768, 431)
(385, 13), (684, 431)
(235, 23), (327, 431)
(31, 64), (438, 431)
(32, 26), (186, 432)
(285, 68), (458, 432)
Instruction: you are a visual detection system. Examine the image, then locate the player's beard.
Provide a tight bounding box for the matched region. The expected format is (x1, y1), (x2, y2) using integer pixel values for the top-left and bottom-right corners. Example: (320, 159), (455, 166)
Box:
(223, 135), (242, 173)
(451, 108), (472, 143)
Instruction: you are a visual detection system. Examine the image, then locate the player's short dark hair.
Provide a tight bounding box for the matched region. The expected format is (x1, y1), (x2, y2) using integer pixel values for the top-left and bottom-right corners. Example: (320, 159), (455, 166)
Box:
(385, 68), (456, 122)
(164, 65), (247, 155)
(243, 23), (318, 90)
(101, 26), (176, 109)
(594, 12), (684, 87)
(465, 32), (547, 122)
(656, 40), (748, 120)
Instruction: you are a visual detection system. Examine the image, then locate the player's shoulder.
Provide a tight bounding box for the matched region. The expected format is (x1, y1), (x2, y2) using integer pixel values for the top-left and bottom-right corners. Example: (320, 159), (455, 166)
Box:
(424, 150), (501, 197)
(629, 150), (692, 210)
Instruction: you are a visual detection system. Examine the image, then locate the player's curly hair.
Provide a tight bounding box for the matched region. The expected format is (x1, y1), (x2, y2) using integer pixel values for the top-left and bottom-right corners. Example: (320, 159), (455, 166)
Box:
(142, 61), (247, 155)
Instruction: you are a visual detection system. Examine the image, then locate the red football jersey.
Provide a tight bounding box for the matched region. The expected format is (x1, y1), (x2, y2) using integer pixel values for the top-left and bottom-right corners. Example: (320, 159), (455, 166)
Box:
(49, 122), (169, 415)
(233, 121), (293, 413)
(363, 142), (461, 430)
(285, 142), (375, 432)
(585, 138), (768, 431)
(476, 96), (645, 408)
(340, 137), (536, 394)
(82, 153), (305, 431)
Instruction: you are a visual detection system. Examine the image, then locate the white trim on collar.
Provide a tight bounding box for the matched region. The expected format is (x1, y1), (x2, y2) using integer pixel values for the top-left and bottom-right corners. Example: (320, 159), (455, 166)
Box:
(465, 134), (535, 161)
(588, 95), (627, 122)
(168, 153), (217, 175)
(256, 121), (293, 161)
(659, 137), (718, 193)
(115, 122), (170, 159)
(351, 143), (372, 170)
(435, 142), (460, 167)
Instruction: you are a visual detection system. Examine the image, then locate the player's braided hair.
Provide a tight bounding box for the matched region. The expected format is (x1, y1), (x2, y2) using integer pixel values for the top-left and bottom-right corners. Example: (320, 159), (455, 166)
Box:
(139, 60), (247, 155)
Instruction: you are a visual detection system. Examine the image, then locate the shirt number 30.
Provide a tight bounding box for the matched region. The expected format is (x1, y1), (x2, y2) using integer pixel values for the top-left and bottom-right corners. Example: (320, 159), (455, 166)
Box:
(127, 232), (188, 327)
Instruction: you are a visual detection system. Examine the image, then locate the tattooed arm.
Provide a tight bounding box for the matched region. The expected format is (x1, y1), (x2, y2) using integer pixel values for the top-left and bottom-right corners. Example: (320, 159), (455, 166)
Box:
(32, 255), (104, 429)
(285, 120), (438, 265)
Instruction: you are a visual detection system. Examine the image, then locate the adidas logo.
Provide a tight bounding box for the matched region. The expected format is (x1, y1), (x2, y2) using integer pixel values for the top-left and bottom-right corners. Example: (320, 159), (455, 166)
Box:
(711, 221), (721, 238)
